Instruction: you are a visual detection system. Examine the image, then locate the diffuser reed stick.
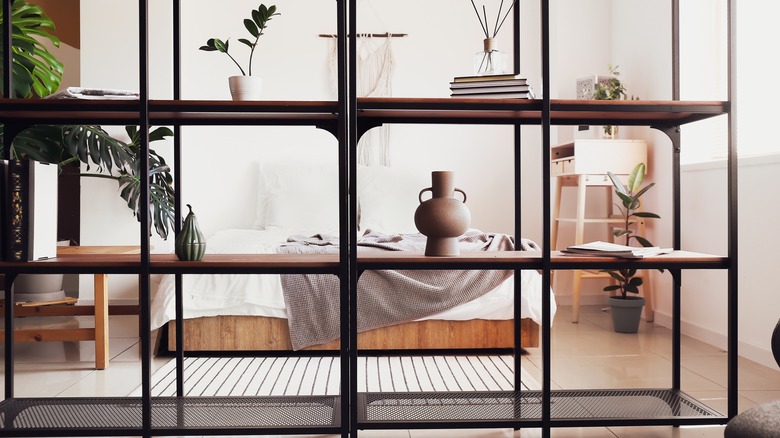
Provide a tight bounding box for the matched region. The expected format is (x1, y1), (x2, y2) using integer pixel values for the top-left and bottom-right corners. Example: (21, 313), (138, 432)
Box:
(470, 0), (517, 38)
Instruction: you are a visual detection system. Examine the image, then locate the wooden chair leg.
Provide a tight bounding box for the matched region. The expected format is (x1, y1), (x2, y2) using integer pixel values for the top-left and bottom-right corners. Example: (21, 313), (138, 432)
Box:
(571, 175), (588, 323)
(551, 178), (564, 288)
(94, 274), (109, 370)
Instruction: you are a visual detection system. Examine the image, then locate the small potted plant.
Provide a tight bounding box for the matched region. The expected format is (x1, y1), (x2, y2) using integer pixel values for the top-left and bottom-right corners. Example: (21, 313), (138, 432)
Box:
(592, 64), (635, 138)
(199, 4), (280, 100)
(603, 162), (660, 333)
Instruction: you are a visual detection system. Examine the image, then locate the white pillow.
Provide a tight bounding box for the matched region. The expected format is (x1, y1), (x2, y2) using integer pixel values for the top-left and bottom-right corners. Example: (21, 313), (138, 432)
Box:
(258, 162), (341, 235)
(358, 165), (430, 234)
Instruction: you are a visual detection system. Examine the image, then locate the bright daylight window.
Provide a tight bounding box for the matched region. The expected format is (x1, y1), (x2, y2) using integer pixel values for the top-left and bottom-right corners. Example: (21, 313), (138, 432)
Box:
(680, 0), (779, 165)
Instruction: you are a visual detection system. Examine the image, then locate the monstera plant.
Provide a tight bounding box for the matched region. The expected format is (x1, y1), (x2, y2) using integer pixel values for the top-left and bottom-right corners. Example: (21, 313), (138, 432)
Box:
(1, 0), (62, 97)
(1, 0), (175, 239)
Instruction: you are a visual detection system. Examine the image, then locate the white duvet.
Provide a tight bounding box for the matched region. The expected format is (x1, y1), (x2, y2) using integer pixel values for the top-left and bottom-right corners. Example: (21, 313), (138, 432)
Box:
(150, 228), (556, 330)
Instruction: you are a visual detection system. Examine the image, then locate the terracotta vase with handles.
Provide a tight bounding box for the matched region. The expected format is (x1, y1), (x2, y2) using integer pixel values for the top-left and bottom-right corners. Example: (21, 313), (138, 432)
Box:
(414, 171), (471, 256)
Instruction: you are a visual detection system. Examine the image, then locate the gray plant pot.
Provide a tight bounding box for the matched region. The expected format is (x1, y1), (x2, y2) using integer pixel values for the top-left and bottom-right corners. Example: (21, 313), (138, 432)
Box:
(608, 296), (645, 333)
(7, 274), (66, 302)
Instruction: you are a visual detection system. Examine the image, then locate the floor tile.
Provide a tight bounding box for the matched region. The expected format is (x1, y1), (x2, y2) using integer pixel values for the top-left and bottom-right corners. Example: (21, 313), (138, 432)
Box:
(3, 306), (779, 437)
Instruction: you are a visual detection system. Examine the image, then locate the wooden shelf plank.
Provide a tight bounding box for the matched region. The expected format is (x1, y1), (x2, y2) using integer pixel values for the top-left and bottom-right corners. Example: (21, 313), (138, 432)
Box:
(0, 98), (727, 127)
(356, 98), (727, 127)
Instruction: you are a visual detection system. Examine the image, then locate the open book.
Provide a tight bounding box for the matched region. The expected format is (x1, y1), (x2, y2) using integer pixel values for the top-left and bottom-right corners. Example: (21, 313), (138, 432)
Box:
(562, 241), (673, 259)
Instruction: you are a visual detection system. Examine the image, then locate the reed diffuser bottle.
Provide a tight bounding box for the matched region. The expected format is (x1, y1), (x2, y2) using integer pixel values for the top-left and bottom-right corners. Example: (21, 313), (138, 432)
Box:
(470, 0), (516, 76)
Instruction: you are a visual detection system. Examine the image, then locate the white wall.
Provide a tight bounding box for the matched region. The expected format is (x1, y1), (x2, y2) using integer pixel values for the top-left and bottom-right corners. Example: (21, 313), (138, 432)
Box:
(79, 0), (764, 366)
(79, 0), (545, 301)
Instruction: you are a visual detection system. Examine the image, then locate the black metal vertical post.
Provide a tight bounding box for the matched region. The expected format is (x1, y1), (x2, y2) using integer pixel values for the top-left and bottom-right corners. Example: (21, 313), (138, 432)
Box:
(3, 273), (14, 399)
(172, 0), (185, 399)
(138, 0), (152, 435)
(667, 126), (682, 390)
(670, 0), (683, 393)
(2, 0), (13, 402)
(540, 0), (552, 436)
(726, 0), (738, 419)
(342, 0), (356, 436)
(672, 0), (680, 101)
(2, 0), (11, 99)
(511, 0), (524, 413)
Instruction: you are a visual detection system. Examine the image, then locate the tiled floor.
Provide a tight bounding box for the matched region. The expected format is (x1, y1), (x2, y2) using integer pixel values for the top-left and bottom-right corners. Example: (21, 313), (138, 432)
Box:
(2, 305), (778, 437)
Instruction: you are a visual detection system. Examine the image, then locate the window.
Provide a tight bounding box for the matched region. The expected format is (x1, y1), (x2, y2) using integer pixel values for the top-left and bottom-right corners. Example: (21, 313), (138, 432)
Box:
(680, 0), (779, 164)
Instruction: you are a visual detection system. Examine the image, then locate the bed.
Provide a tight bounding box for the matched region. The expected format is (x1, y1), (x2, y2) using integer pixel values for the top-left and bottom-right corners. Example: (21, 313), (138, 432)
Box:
(151, 163), (556, 352)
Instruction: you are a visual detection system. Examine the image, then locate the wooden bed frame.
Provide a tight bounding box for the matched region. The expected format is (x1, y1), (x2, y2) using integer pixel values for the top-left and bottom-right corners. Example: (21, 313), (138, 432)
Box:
(160, 316), (539, 352)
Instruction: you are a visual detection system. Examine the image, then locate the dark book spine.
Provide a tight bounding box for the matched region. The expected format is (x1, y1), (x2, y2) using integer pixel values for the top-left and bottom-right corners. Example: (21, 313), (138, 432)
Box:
(5, 159), (30, 262)
(0, 160), (5, 261)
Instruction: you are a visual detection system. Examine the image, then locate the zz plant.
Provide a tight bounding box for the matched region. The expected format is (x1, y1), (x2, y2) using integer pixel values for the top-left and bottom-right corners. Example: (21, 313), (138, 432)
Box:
(602, 163), (661, 298)
(1, 0), (175, 239)
(199, 4), (280, 76)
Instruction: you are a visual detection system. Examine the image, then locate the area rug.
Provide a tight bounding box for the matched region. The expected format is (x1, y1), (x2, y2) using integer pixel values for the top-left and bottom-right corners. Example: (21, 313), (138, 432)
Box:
(132, 356), (540, 397)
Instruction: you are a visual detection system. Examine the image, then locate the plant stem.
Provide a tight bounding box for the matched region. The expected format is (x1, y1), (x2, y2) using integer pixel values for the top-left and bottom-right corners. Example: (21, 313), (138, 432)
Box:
(226, 52), (247, 76)
(80, 173), (121, 181)
(247, 31), (263, 76)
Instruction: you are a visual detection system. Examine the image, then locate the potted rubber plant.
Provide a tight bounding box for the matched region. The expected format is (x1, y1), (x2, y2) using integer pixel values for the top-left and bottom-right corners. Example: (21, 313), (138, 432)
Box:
(602, 162), (660, 333)
(199, 3), (280, 100)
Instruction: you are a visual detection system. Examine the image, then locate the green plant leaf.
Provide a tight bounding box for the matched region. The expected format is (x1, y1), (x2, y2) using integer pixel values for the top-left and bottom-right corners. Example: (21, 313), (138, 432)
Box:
(8, 125), (65, 163)
(634, 236), (654, 247)
(213, 38), (228, 52)
(244, 19), (259, 38)
(605, 270), (626, 282)
(624, 284), (640, 294)
(62, 125), (135, 173)
(633, 212), (661, 218)
(603, 285), (622, 292)
(607, 171), (628, 195)
(238, 38), (254, 48)
(613, 229), (631, 238)
(1, 0), (63, 98)
(627, 163), (645, 192)
(615, 191), (633, 207)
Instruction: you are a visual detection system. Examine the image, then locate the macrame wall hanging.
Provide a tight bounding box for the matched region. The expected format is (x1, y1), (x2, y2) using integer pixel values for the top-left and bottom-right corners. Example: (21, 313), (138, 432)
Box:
(326, 33), (403, 166)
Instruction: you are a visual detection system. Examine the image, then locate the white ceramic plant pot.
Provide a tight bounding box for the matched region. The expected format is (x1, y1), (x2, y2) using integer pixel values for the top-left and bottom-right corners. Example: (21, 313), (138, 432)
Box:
(228, 76), (263, 101)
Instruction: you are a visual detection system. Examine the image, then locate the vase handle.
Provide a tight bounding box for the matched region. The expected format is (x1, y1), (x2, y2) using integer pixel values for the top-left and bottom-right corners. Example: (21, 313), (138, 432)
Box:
(418, 187), (432, 204)
(454, 188), (467, 203)
(419, 187), (468, 203)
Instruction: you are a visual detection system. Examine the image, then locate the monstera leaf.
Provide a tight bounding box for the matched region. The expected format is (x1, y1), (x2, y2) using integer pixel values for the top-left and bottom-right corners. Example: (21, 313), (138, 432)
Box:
(0, 124), (176, 240)
(0, 0), (64, 98)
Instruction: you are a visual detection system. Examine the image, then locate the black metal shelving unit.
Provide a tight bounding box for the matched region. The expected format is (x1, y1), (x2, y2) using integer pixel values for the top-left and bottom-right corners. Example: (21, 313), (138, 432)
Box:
(0, 0), (736, 437)
(348, 0), (736, 437)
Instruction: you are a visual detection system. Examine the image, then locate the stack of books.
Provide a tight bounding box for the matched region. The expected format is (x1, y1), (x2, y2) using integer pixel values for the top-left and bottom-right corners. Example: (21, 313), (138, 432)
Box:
(561, 241), (673, 259)
(450, 74), (534, 99)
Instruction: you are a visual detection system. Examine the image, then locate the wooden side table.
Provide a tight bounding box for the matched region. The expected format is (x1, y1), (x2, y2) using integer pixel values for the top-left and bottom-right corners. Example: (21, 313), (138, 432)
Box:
(2, 246), (141, 369)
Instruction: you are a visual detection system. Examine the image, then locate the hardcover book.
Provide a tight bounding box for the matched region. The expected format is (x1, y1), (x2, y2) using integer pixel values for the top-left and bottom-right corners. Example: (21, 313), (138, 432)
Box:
(0, 160), (5, 260)
(4, 159), (58, 261)
(452, 74), (526, 83)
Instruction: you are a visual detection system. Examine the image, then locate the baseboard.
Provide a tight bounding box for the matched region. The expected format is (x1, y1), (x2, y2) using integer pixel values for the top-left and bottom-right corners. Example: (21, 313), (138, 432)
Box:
(654, 310), (776, 369)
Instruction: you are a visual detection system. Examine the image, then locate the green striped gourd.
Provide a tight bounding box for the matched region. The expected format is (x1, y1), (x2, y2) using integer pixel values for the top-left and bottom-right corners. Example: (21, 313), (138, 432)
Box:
(175, 204), (206, 261)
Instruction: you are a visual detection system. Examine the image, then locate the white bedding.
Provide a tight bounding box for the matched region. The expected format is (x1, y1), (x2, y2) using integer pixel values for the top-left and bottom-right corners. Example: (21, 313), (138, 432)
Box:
(150, 228), (556, 331)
